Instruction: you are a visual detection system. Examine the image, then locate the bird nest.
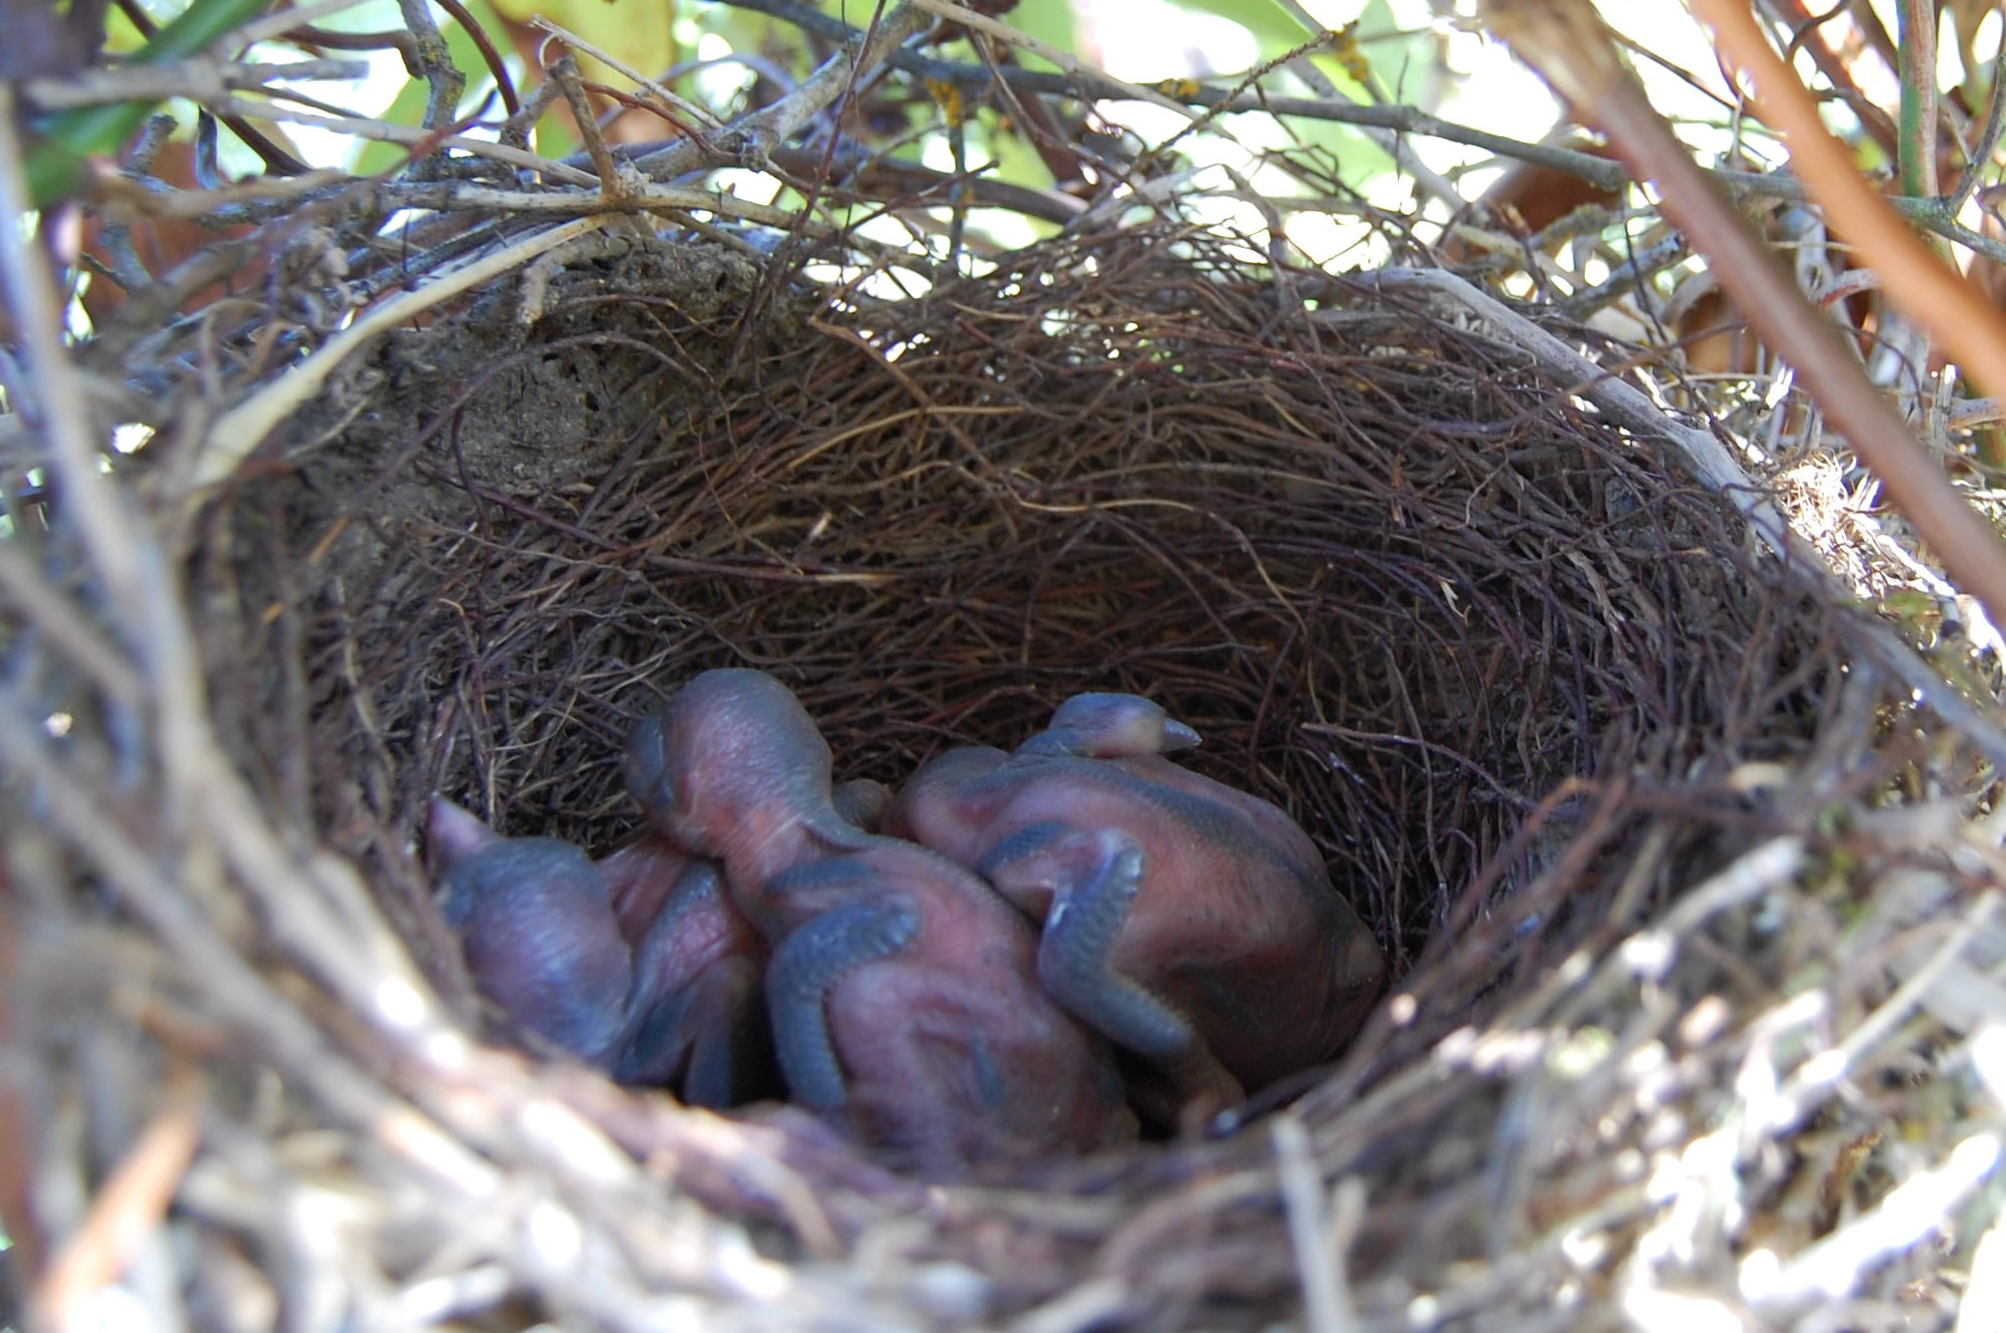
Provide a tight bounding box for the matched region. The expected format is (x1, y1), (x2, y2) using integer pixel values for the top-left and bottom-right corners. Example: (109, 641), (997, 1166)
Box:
(7, 224), (2003, 1332)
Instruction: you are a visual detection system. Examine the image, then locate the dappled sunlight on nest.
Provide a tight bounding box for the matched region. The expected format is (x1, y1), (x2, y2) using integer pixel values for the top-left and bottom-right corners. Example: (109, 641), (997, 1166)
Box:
(1, 0), (2001, 1312)
(18, 221), (1965, 1326)
(7, 210), (2005, 1330)
(1772, 452), (1910, 600)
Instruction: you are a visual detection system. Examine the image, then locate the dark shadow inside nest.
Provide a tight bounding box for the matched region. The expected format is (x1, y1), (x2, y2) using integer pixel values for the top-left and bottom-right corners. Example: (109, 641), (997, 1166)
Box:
(218, 232), (1854, 1172)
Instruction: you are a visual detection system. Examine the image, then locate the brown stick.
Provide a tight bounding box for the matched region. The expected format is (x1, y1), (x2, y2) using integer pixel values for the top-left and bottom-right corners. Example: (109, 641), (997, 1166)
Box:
(29, 1079), (203, 1333)
(1688, 0), (2006, 385)
(0, 881), (44, 1303)
(1485, 0), (2006, 646)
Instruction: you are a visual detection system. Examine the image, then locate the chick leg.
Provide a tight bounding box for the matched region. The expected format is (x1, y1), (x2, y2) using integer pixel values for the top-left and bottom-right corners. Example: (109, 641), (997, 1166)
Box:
(985, 825), (1243, 1121)
(763, 895), (919, 1112)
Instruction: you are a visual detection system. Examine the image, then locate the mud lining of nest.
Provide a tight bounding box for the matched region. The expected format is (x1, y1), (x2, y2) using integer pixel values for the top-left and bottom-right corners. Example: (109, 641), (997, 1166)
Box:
(17, 227), (1996, 1331)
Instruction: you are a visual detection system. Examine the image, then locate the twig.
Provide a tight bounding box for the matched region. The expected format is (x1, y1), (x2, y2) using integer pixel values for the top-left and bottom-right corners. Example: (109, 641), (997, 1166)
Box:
(0, 887), (43, 1290)
(1553, 231), (1691, 318)
(96, 166), (347, 219)
(763, 144), (1084, 223)
(0, 696), (498, 1203)
(1357, 266), (2006, 772)
(708, 0), (2006, 259)
(755, 0), (2006, 269)
(382, 179), (802, 226)
(0, 87), (151, 645)
(631, 4), (932, 182)
(1691, 0), (2006, 400)
(0, 543), (146, 707)
(1270, 0), (1342, 98)
(1961, 1222), (2006, 1332)
(1749, 1131), (2002, 1306)
(1771, 891), (2001, 1134)
(1273, 1112), (1355, 1333)
(27, 0), (318, 195)
(531, 16), (723, 133)
(206, 95), (599, 184)
(1771, 0), (1900, 157)
(1894, 0), (1938, 204)
(22, 57), (368, 109)
(391, 0), (465, 136)
(433, 0), (518, 120)
(501, 69), (567, 142)
(721, 0), (1611, 184)
(1324, 1178), (1366, 1304)
(1264, 6), (1465, 209)
(1949, 397), (2006, 427)
(30, 1079), (204, 1332)
(1487, 0), (2006, 657)
(1620, 838), (1805, 983)
(1950, 36), (2006, 216)
(907, 0), (1198, 125)
(1008, 1278), (1131, 1333)
(545, 53), (629, 203)
(190, 214), (614, 494)
(276, 20), (418, 65)
(226, 0), (376, 50)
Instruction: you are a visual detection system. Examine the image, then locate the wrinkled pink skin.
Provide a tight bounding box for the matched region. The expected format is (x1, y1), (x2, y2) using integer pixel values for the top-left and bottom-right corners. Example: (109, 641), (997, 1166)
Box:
(427, 800), (777, 1105)
(627, 669), (1135, 1174)
(883, 694), (1387, 1127)
(593, 831), (782, 1102)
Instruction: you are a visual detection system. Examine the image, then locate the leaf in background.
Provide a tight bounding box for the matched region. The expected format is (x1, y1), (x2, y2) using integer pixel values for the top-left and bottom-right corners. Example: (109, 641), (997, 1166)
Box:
(1000, 0), (1076, 76)
(29, 0), (280, 204)
(353, 60), (433, 175)
(1349, 0), (1434, 102)
(1167, 0), (1315, 53)
(353, 0), (540, 175)
(1175, 0), (1411, 195)
(101, 1), (148, 54)
(712, 2), (789, 59)
(490, 0), (678, 93)
(984, 113), (1061, 192)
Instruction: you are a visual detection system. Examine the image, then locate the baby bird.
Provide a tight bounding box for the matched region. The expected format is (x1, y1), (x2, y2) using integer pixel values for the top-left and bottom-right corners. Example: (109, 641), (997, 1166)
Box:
(884, 693), (1386, 1128)
(427, 799), (774, 1105)
(627, 668), (1135, 1174)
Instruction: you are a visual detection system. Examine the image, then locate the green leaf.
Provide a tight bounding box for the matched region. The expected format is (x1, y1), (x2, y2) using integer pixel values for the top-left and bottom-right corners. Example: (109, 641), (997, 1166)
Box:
(1001, 0), (1075, 76)
(352, 73), (430, 178)
(29, 0), (279, 205)
(355, 0), (544, 176)
(1167, 0), (1318, 53)
(491, 0), (678, 91)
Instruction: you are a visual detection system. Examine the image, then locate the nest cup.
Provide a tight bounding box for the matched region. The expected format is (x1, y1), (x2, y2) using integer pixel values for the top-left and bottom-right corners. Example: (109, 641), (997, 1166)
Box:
(19, 226), (1959, 1328)
(277, 229), (1849, 967)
